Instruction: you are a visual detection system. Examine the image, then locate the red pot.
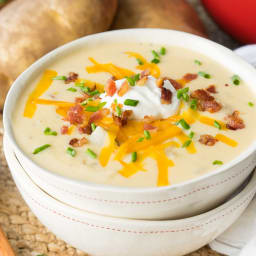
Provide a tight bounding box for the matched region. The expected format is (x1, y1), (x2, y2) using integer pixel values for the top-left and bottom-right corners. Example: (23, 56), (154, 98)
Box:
(202, 0), (256, 43)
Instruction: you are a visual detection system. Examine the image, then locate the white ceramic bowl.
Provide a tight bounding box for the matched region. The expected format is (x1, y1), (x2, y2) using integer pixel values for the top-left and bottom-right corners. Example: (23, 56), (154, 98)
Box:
(3, 29), (256, 220)
(4, 136), (256, 256)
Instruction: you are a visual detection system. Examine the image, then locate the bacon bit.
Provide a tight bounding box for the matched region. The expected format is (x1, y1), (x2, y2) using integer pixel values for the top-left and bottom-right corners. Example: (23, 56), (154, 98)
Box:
(191, 89), (222, 113)
(60, 125), (69, 134)
(183, 73), (198, 82)
(65, 72), (78, 84)
(78, 125), (92, 135)
(118, 80), (129, 96)
(199, 134), (218, 146)
(206, 85), (217, 94)
(143, 115), (155, 123)
(144, 123), (157, 131)
(140, 69), (150, 79)
(113, 110), (133, 127)
(158, 77), (182, 90)
(66, 104), (84, 124)
(106, 77), (117, 96)
(161, 87), (172, 104)
(75, 95), (90, 103)
(69, 137), (88, 147)
(137, 76), (148, 86)
(225, 111), (245, 130)
(225, 83), (230, 87)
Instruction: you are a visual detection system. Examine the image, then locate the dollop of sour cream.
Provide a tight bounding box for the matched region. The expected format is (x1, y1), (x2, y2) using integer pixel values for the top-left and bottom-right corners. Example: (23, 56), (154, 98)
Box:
(103, 76), (180, 120)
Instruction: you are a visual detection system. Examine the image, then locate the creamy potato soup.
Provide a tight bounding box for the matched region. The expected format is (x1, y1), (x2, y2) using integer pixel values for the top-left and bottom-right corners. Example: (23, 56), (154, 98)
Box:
(12, 43), (256, 187)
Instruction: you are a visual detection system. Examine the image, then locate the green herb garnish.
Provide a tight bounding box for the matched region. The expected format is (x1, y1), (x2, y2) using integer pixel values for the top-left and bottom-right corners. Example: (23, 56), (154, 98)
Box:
(66, 147), (76, 157)
(188, 131), (195, 139)
(67, 87), (77, 92)
(126, 76), (136, 86)
(124, 99), (139, 106)
(134, 73), (140, 81)
(131, 152), (137, 162)
(214, 120), (222, 130)
(91, 123), (96, 132)
(80, 100), (87, 106)
(231, 75), (241, 85)
(152, 50), (160, 58)
(144, 130), (151, 140)
(194, 59), (202, 65)
(75, 82), (85, 87)
(85, 106), (99, 112)
(44, 127), (57, 136)
(80, 86), (90, 93)
(114, 99), (118, 104)
(182, 140), (192, 148)
(98, 102), (106, 109)
(213, 160), (223, 165)
(33, 144), (51, 154)
(88, 90), (100, 96)
(177, 87), (189, 102)
(176, 119), (190, 130)
(248, 102), (254, 107)
(52, 75), (67, 81)
(190, 98), (198, 110)
(151, 58), (160, 64)
(136, 58), (144, 65)
(137, 137), (144, 142)
(116, 105), (122, 117)
(198, 71), (211, 79)
(160, 47), (166, 55)
(86, 148), (97, 159)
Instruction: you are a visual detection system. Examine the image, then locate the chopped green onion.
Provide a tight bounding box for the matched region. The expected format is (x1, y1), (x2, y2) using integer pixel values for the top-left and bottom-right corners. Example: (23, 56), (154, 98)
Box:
(198, 71), (211, 79)
(124, 99), (139, 106)
(114, 99), (118, 104)
(136, 58), (144, 65)
(33, 144), (51, 154)
(248, 102), (254, 107)
(88, 90), (100, 96)
(190, 98), (198, 110)
(231, 75), (241, 85)
(66, 147), (76, 157)
(80, 86), (90, 93)
(213, 160), (223, 165)
(116, 105), (122, 117)
(75, 82), (85, 87)
(126, 76), (136, 86)
(137, 137), (144, 142)
(85, 106), (99, 112)
(152, 50), (160, 58)
(177, 87), (189, 102)
(86, 148), (97, 159)
(160, 47), (166, 55)
(194, 59), (202, 65)
(98, 102), (106, 109)
(176, 119), (190, 130)
(189, 131), (195, 139)
(87, 98), (93, 102)
(182, 140), (192, 148)
(214, 120), (221, 130)
(144, 130), (151, 140)
(52, 75), (67, 81)
(91, 123), (96, 132)
(131, 152), (137, 162)
(67, 87), (77, 92)
(151, 58), (160, 64)
(134, 73), (140, 81)
(80, 100), (87, 106)
(44, 127), (57, 136)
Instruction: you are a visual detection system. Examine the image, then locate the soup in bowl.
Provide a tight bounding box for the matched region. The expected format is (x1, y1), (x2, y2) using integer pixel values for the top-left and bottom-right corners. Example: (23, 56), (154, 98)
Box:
(4, 29), (256, 219)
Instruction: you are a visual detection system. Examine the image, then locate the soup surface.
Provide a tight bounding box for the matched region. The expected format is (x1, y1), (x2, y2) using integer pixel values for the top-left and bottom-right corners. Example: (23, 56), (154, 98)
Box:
(12, 42), (256, 187)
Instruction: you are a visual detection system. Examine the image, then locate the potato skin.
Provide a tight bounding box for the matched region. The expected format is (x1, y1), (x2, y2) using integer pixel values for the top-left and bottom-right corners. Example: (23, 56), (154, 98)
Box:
(0, 0), (117, 108)
(112, 0), (207, 37)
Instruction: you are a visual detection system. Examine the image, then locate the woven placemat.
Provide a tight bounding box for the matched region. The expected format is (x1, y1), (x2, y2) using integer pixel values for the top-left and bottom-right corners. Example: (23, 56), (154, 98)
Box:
(0, 113), (224, 256)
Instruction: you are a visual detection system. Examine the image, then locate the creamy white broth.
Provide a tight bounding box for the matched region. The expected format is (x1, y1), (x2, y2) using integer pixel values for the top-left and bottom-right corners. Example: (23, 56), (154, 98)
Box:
(12, 43), (256, 187)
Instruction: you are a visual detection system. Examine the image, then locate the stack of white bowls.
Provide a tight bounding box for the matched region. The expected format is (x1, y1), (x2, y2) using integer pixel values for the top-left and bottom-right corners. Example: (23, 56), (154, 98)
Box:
(3, 29), (256, 256)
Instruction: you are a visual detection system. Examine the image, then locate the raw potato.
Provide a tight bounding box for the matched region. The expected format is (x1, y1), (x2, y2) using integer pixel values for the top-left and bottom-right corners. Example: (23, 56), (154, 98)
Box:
(0, 0), (117, 108)
(112, 0), (207, 37)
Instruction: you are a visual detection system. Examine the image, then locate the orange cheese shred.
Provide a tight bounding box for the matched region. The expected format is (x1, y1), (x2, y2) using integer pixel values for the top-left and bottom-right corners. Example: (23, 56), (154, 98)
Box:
(199, 115), (226, 130)
(176, 132), (197, 154)
(24, 70), (57, 118)
(215, 133), (238, 147)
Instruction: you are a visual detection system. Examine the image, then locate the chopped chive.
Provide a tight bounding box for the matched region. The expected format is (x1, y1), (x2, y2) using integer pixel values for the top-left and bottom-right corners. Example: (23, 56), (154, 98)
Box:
(33, 144), (51, 154)
(67, 87), (77, 92)
(231, 75), (241, 85)
(98, 102), (106, 109)
(80, 86), (90, 93)
(124, 99), (139, 106)
(137, 137), (144, 142)
(134, 73), (140, 82)
(116, 105), (122, 117)
(44, 127), (57, 136)
(198, 71), (211, 79)
(136, 58), (144, 65)
(126, 76), (136, 86)
(85, 106), (99, 112)
(91, 123), (96, 131)
(213, 160), (223, 165)
(176, 119), (190, 130)
(80, 100), (87, 106)
(151, 58), (160, 64)
(190, 98), (198, 110)
(88, 90), (100, 96)
(75, 82), (85, 87)
(131, 152), (137, 162)
(160, 47), (166, 55)
(194, 59), (202, 65)
(152, 50), (160, 58)
(86, 148), (97, 159)
(66, 147), (76, 157)
(87, 98), (93, 102)
(182, 140), (192, 148)
(144, 130), (151, 140)
(177, 87), (189, 102)
(114, 99), (118, 104)
(188, 131), (195, 139)
(248, 102), (254, 107)
(52, 75), (67, 81)
(214, 120), (221, 130)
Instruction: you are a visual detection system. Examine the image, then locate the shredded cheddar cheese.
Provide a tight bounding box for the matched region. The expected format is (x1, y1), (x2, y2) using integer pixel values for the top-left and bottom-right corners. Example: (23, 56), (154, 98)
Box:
(215, 133), (238, 147)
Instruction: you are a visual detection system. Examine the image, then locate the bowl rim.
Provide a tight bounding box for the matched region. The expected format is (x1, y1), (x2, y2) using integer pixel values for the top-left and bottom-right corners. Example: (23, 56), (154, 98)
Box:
(3, 28), (256, 193)
(4, 135), (256, 225)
